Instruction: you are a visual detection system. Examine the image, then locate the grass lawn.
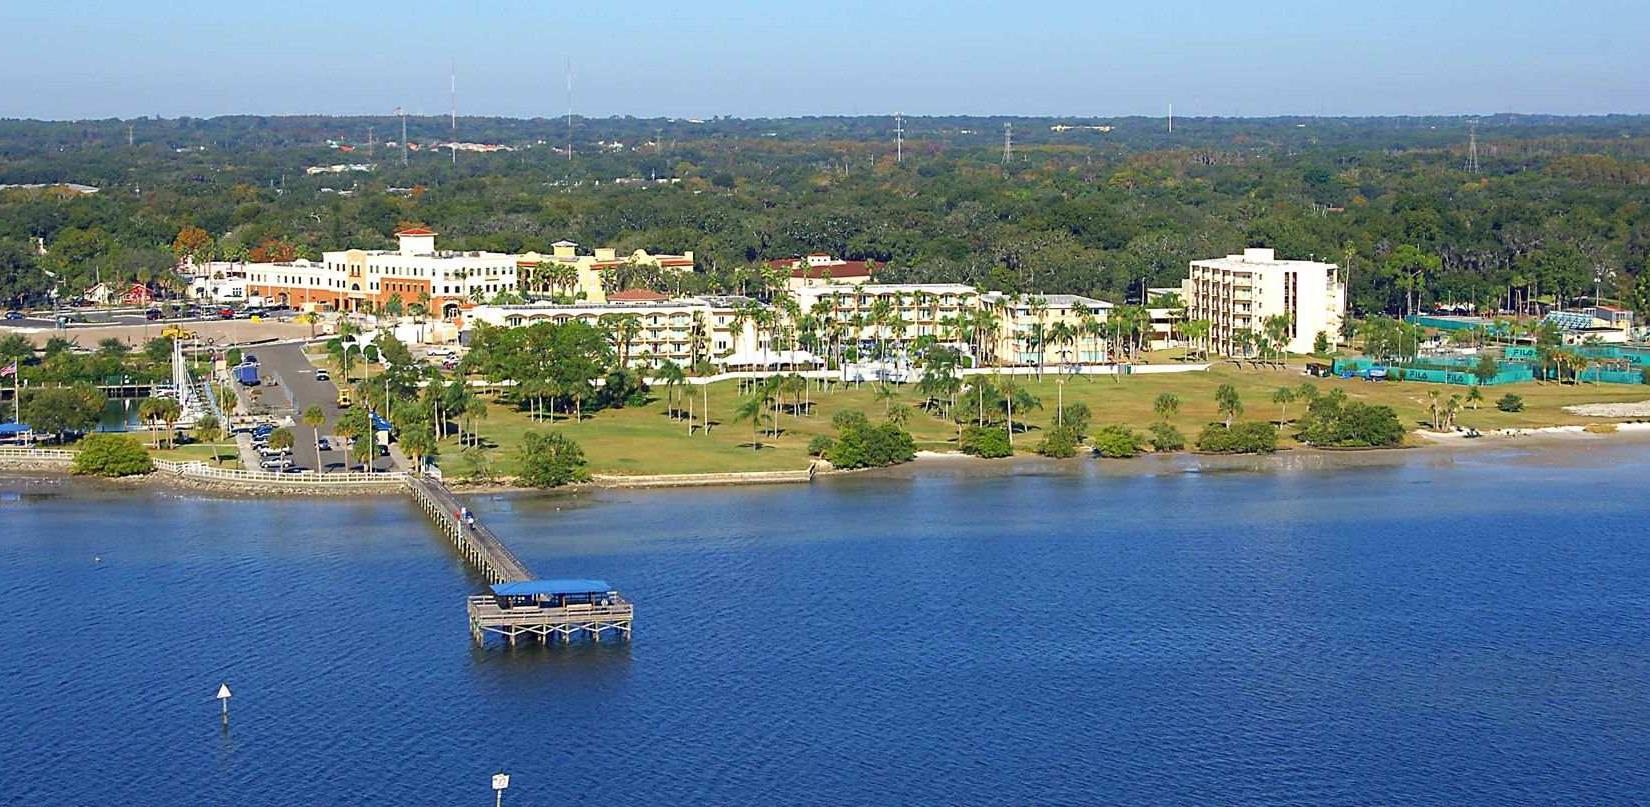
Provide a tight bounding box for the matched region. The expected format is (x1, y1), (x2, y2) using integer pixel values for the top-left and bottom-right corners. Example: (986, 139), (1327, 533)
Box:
(433, 364), (1650, 479)
(141, 434), (243, 467)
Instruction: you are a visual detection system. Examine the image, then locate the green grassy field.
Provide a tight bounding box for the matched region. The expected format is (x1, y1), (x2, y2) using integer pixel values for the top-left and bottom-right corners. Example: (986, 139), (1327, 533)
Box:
(433, 365), (1650, 478)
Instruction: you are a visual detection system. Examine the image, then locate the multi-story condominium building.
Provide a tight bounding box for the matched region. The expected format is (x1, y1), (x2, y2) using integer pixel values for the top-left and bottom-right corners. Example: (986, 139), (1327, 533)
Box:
(793, 283), (980, 345)
(516, 241), (695, 304)
(768, 253), (881, 291)
(1182, 248), (1345, 355)
(245, 230), (696, 317)
(980, 293), (1112, 366)
(464, 291), (773, 370)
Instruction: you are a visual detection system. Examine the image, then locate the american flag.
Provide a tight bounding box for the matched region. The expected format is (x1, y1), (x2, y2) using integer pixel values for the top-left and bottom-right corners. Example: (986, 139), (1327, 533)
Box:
(0, 361), (15, 378)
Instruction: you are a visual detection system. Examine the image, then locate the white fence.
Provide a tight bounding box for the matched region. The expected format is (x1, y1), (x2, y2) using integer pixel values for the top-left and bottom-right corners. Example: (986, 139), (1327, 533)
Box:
(154, 459), (406, 486)
(0, 448), (404, 487)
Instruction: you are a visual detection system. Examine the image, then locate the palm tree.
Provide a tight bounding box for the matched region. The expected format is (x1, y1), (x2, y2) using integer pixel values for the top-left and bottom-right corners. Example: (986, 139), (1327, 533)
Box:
(656, 359), (686, 422)
(733, 392), (770, 451)
(1272, 387), (1296, 425)
(874, 383), (899, 417)
(1215, 383), (1242, 428)
(1153, 392), (1180, 421)
(1467, 386), (1484, 410)
(138, 397), (167, 447)
(302, 405), (327, 467)
(193, 414), (222, 464)
(1028, 296), (1049, 378)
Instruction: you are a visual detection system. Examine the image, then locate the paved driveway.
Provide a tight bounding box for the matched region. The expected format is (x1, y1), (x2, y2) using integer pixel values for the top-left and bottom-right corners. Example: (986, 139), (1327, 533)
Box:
(256, 343), (395, 473)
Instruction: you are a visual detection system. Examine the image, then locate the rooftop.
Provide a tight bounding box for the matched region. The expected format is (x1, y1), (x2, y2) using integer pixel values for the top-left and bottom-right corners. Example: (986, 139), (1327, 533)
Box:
(491, 579), (613, 597)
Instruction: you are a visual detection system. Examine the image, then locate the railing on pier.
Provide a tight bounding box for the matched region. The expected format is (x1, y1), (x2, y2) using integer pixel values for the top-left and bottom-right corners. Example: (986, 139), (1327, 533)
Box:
(466, 595), (635, 645)
(406, 476), (533, 585)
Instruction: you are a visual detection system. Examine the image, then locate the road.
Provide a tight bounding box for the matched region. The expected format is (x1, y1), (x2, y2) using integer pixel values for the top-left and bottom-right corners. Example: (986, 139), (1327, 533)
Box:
(256, 342), (396, 474)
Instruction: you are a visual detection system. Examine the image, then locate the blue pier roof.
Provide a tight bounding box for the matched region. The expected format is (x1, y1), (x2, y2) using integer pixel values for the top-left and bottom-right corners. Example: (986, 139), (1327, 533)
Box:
(491, 579), (613, 597)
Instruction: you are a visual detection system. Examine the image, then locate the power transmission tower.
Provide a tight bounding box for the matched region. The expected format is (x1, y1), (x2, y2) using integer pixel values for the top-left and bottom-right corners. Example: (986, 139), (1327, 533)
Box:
(127, 124), (134, 146)
(1167, 102), (1173, 134)
(367, 126), (374, 157)
(895, 113), (904, 164)
(397, 107), (408, 166)
(565, 59), (574, 161)
(450, 62), (458, 165)
(1001, 122), (1013, 165)
(1467, 119), (1480, 173)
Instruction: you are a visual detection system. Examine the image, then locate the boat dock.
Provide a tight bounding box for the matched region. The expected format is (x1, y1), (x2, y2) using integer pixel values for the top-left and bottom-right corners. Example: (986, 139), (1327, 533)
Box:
(406, 477), (634, 645)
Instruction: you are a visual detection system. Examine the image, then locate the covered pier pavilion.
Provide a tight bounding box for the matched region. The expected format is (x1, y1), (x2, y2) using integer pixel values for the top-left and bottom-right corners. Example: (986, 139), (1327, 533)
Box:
(466, 578), (634, 646)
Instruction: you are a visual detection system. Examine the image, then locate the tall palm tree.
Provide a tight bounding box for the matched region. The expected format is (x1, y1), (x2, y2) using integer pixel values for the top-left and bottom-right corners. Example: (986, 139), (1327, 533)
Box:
(733, 391), (770, 451)
(656, 359), (685, 421)
(302, 405), (326, 467)
(1028, 296), (1049, 378)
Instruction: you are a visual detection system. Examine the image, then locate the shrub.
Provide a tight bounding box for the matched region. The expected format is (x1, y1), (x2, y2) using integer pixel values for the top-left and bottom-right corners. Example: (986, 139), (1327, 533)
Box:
(960, 425), (1012, 458)
(1196, 421), (1279, 454)
(831, 409), (870, 431)
(827, 422), (915, 469)
(1035, 425), (1081, 458)
(1055, 403), (1091, 436)
(1296, 396), (1406, 447)
(1148, 422), (1185, 452)
(515, 430), (588, 487)
(807, 434), (836, 457)
(1090, 425), (1142, 458)
(72, 434), (154, 477)
(1496, 393), (1525, 413)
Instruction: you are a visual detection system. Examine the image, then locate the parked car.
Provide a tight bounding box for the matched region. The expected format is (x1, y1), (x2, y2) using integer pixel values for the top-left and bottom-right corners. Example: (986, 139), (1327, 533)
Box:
(316, 438), (332, 451)
(144, 308), (162, 321)
(377, 443), (390, 458)
(313, 369), (330, 382)
(217, 307), (235, 319)
(3, 310), (23, 320)
(259, 456), (293, 470)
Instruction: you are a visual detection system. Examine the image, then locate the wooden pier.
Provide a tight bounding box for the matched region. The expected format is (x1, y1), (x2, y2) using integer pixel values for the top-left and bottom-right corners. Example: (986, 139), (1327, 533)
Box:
(405, 477), (634, 645)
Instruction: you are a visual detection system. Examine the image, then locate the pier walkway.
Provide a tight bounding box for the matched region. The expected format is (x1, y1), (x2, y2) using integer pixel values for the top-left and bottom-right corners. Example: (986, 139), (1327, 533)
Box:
(406, 476), (533, 584)
(405, 476), (634, 645)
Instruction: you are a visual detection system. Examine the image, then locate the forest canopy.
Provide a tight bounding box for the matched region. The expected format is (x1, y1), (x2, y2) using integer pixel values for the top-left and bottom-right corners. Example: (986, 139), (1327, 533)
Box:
(3, 113), (1649, 315)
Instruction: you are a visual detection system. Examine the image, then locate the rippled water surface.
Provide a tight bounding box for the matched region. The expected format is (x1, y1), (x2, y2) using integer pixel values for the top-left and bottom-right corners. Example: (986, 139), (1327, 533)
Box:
(4, 444), (1650, 805)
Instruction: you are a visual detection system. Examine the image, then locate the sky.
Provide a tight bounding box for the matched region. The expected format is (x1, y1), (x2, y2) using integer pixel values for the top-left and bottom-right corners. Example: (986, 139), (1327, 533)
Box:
(4, 0), (1649, 120)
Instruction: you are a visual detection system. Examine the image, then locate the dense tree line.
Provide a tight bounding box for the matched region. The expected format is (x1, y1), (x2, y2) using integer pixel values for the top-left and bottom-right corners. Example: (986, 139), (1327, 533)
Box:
(5, 115), (1650, 316)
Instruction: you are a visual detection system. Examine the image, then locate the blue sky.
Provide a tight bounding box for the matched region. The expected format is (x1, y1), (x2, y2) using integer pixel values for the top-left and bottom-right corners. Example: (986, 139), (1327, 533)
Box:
(5, 0), (1648, 119)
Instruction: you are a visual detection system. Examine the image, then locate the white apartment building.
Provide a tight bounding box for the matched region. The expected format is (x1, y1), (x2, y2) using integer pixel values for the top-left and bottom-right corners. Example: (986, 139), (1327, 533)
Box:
(464, 292), (774, 369)
(793, 283), (980, 343)
(1182, 248), (1345, 355)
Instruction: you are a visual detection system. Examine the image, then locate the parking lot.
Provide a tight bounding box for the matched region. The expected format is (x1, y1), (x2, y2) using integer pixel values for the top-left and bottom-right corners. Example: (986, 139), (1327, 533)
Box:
(243, 342), (396, 473)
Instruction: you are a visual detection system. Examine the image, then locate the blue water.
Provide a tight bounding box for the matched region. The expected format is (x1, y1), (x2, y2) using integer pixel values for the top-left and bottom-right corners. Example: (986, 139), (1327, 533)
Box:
(4, 444), (1650, 805)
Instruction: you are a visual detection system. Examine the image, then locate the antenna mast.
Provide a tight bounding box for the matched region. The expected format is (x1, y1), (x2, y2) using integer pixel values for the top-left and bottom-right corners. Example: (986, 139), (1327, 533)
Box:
(450, 62), (458, 165)
(397, 107), (408, 166)
(895, 113), (904, 164)
(1467, 119), (1480, 174)
(1001, 122), (1012, 165)
(1168, 102), (1173, 134)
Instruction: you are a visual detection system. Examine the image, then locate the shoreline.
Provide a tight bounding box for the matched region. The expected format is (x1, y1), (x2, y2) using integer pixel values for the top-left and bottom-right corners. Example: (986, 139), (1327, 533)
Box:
(7, 423), (1650, 497)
